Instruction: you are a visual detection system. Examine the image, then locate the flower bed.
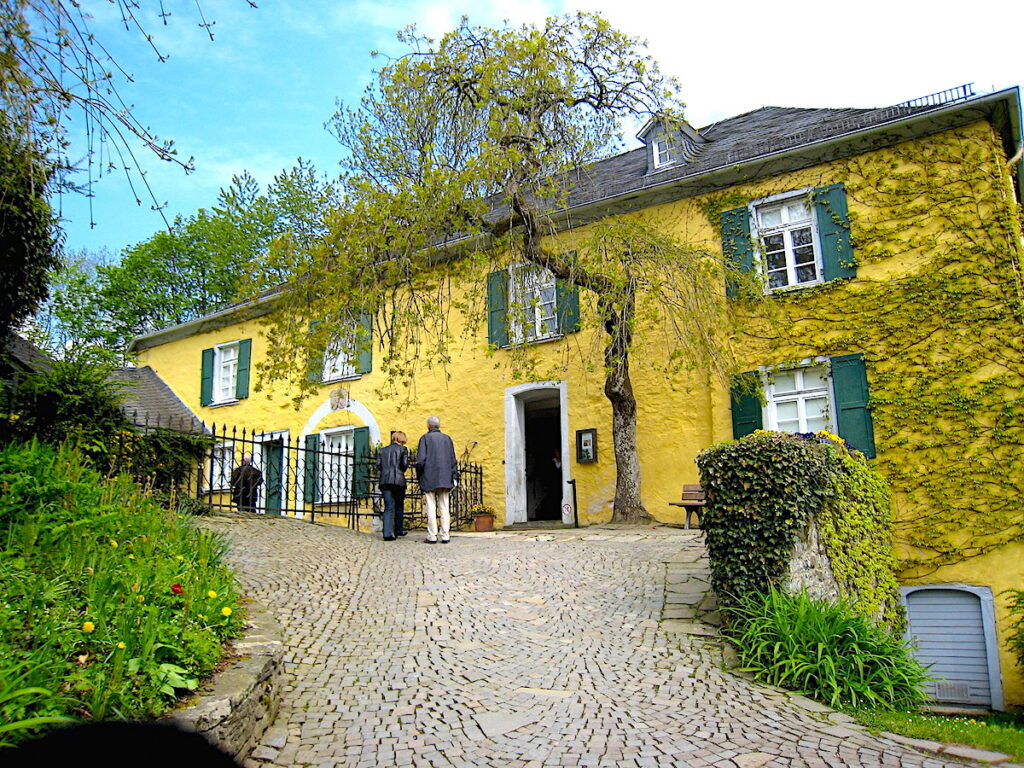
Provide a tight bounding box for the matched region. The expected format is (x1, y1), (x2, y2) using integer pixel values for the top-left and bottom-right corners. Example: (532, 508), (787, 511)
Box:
(0, 441), (245, 746)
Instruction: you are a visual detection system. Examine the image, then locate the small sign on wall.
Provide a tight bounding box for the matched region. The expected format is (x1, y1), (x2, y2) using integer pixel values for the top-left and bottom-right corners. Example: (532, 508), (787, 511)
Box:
(576, 428), (597, 463)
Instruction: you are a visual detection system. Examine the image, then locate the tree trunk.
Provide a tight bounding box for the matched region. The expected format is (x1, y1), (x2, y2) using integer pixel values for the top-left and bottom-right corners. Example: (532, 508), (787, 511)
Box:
(605, 358), (649, 522)
(512, 190), (650, 523)
(601, 294), (651, 523)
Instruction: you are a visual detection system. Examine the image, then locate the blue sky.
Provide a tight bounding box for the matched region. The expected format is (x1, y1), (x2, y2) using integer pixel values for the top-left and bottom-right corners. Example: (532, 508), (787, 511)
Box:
(58, 0), (1024, 257)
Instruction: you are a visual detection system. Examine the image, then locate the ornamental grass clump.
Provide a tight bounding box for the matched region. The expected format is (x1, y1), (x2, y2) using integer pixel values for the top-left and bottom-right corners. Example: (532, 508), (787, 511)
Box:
(730, 588), (928, 710)
(0, 441), (245, 747)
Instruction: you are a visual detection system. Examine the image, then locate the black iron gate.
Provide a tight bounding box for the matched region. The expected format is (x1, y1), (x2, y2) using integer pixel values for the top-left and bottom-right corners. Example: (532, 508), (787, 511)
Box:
(195, 422), (484, 530)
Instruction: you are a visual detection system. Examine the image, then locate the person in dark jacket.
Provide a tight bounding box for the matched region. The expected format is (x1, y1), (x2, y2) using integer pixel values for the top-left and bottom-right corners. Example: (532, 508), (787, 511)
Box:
(415, 416), (458, 543)
(230, 454), (262, 513)
(376, 430), (409, 540)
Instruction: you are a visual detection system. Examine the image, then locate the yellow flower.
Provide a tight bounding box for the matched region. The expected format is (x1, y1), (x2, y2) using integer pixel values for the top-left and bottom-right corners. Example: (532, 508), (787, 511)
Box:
(135, 594), (145, 603)
(198, 614), (206, 621)
(207, 590), (218, 599)
(116, 641), (126, 650)
(109, 540), (118, 548)
(82, 621), (95, 633)
(127, 554), (135, 560)
(221, 606), (232, 617)
(176, 555), (185, 561)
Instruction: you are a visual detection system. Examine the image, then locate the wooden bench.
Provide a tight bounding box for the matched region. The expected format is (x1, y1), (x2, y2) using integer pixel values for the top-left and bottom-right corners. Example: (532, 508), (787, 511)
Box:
(668, 484), (705, 530)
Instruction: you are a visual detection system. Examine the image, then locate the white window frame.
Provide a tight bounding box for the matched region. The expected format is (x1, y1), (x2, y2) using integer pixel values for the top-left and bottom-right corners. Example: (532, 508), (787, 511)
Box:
(652, 133), (676, 169)
(212, 341), (240, 405)
(209, 443), (234, 491)
(319, 426), (354, 504)
(762, 359), (836, 435)
(509, 264), (559, 345)
(749, 188), (824, 293)
(322, 335), (357, 383)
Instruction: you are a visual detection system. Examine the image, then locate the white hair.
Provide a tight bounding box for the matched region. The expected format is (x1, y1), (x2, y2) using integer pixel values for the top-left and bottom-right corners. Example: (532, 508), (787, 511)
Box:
(427, 415), (440, 428)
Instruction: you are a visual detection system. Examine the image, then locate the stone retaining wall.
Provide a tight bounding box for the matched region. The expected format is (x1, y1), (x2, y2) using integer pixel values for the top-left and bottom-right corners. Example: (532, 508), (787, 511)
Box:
(165, 602), (284, 761)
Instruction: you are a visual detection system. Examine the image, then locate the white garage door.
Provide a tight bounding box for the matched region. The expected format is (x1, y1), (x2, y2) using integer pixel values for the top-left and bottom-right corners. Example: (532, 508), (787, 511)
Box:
(904, 587), (991, 708)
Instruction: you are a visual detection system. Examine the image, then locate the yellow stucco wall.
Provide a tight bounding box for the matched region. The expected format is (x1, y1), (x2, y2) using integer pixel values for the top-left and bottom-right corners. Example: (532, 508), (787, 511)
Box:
(135, 119), (1023, 707)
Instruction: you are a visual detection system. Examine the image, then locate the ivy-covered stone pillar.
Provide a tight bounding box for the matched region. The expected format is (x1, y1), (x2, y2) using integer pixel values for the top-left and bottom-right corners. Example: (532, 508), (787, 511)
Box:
(697, 430), (902, 631)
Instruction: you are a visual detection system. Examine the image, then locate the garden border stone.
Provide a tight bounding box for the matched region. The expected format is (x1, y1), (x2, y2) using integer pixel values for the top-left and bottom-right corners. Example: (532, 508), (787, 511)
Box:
(164, 601), (284, 761)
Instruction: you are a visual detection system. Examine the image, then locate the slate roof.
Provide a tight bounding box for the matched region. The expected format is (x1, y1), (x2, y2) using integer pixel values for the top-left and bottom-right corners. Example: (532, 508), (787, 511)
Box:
(563, 103), (938, 211)
(1, 332), (53, 377)
(111, 366), (206, 434)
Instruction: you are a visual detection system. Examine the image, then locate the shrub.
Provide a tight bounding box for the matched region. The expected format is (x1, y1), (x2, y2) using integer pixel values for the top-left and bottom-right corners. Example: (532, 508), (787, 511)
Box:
(1, 359), (210, 496)
(696, 431), (834, 610)
(730, 588), (928, 710)
(697, 430), (901, 629)
(0, 441), (244, 745)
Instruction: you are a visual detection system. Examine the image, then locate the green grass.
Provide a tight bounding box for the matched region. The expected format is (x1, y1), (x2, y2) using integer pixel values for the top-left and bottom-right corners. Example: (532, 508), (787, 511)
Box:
(852, 709), (1024, 761)
(0, 440), (245, 746)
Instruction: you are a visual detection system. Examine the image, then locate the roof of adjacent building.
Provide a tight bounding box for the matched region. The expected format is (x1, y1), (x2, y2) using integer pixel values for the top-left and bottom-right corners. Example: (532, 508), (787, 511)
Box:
(1, 332), (53, 377)
(111, 366), (207, 434)
(130, 85), (1023, 352)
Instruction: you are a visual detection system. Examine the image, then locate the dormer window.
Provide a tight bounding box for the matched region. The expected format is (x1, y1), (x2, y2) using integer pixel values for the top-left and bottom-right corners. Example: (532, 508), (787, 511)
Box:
(652, 134), (676, 168)
(638, 115), (708, 175)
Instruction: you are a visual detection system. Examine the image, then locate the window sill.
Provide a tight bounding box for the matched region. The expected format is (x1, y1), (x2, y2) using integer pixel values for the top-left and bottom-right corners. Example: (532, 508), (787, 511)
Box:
(502, 333), (565, 350)
(208, 399), (239, 408)
(320, 373), (363, 385)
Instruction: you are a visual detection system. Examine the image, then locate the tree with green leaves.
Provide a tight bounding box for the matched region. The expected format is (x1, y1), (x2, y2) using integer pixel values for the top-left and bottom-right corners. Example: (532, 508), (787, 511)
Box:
(0, 116), (58, 341)
(33, 161), (339, 363)
(259, 15), (749, 522)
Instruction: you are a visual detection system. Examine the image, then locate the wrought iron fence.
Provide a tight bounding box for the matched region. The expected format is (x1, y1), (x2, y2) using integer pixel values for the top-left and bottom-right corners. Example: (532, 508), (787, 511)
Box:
(178, 421), (483, 531)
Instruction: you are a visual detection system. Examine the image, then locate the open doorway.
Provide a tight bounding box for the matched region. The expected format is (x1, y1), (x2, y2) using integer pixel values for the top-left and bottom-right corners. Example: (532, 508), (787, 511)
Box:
(525, 397), (562, 520)
(504, 381), (570, 526)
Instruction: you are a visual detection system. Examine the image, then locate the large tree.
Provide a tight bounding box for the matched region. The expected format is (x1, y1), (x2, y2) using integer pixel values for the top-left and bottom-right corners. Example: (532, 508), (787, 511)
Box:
(32, 161), (338, 363)
(260, 15), (748, 522)
(0, 115), (58, 340)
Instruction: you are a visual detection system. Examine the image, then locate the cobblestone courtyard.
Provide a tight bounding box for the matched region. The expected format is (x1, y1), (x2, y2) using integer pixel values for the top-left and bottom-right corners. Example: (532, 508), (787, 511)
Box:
(205, 516), (978, 768)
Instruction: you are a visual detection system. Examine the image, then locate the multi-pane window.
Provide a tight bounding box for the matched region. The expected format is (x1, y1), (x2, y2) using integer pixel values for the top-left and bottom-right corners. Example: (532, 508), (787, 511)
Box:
(319, 428), (353, 503)
(322, 336), (356, 382)
(767, 366), (832, 434)
(510, 264), (558, 343)
(209, 444), (234, 490)
(753, 195), (821, 290)
(652, 134), (676, 168)
(214, 342), (239, 403)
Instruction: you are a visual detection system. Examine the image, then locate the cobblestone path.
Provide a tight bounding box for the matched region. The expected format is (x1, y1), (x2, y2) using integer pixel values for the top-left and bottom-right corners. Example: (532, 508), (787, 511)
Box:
(204, 516), (973, 768)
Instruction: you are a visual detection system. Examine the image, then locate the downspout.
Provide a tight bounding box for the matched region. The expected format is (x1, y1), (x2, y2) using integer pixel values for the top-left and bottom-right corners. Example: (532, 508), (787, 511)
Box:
(1009, 140), (1024, 167)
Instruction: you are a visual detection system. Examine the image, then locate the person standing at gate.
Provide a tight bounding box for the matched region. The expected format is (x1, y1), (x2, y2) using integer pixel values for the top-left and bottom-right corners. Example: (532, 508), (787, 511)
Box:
(415, 416), (458, 544)
(377, 430), (409, 541)
(230, 453), (263, 514)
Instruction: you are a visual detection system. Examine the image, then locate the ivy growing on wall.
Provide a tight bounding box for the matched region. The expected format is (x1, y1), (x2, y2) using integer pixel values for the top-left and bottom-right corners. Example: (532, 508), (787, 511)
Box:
(700, 121), (1024, 577)
(698, 431), (901, 629)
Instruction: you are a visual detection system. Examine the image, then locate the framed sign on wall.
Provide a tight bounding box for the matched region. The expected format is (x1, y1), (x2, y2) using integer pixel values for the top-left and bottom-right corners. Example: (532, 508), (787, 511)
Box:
(576, 428), (597, 463)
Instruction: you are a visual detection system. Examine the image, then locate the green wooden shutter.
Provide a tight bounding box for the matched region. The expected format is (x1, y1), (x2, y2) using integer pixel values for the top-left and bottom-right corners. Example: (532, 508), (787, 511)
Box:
(721, 206), (754, 299)
(304, 433), (320, 504)
(555, 279), (581, 335)
(355, 312), (373, 375)
(234, 339), (252, 400)
(814, 184), (856, 281)
(352, 426), (370, 498)
(307, 321), (322, 382)
(831, 353), (875, 458)
(730, 371), (763, 438)
(200, 348), (215, 406)
(487, 270), (509, 347)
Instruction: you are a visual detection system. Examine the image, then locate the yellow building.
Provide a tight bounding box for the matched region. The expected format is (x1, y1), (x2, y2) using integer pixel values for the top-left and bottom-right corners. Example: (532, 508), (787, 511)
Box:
(131, 85), (1024, 710)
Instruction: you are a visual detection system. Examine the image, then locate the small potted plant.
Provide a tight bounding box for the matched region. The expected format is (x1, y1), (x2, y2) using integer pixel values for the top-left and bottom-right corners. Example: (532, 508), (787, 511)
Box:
(470, 503), (496, 532)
